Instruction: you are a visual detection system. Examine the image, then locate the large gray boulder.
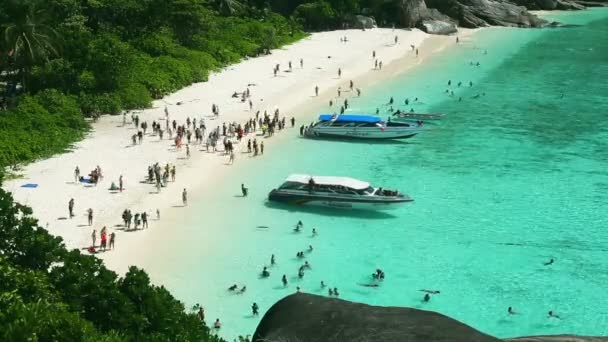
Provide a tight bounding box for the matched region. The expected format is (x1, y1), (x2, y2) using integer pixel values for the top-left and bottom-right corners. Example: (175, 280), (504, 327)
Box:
(419, 19), (458, 34)
(252, 294), (608, 342)
(252, 293), (502, 342)
(398, 0), (430, 28)
(353, 15), (378, 29)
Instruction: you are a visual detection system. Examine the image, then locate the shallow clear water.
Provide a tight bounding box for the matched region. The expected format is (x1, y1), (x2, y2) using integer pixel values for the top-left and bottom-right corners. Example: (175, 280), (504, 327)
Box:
(142, 9), (608, 340)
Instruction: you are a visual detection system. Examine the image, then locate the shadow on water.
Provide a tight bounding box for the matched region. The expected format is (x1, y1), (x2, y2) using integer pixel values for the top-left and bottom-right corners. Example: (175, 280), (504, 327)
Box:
(301, 136), (415, 146)
(263, 201), (397, 220)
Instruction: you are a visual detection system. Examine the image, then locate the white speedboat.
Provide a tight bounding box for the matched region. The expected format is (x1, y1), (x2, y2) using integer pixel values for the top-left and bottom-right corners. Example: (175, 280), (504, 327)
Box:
(305, 114), (422, 140)
(268, 174), (413, 210)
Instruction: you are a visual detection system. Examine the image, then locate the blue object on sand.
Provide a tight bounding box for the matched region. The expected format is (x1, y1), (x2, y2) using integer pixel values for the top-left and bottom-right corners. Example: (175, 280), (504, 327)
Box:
(21, 183), (39, 188)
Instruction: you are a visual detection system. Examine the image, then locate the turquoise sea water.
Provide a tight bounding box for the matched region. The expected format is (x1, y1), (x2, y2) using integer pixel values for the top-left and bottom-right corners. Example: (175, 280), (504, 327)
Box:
(142, 9), (608, 340)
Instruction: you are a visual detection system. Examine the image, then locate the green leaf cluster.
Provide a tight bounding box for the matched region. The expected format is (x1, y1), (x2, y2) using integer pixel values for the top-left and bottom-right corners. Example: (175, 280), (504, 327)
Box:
(0, 187), (223, 341)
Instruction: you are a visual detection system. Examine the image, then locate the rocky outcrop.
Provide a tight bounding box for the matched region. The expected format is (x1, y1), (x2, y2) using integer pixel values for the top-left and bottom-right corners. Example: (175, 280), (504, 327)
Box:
(556, 0), (587, 9)
(252, 294), (608, 342)
(393, 0), (606, 32)
(424, 0), (548, 28)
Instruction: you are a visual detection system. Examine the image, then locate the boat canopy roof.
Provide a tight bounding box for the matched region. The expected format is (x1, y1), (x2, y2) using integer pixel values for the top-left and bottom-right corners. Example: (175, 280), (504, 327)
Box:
(285, 174), (370, 190)
(318, 114), (381, 124)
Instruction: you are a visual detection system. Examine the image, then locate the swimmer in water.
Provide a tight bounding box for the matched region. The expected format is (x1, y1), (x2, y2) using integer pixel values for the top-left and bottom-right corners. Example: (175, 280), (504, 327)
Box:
(228, 284), (238, 291)
(261, 266), (270, 278)
(548, 311), (561, 319)
(359, 283), (379, 287)
(312, 228), (317, 236)
(239, 286), (247, 293)
(329, 288), (334, 296)
(508, 307), (517, 315)
(282, 274), (288, 286)
(423, 293), (431, 302)
(420, 289), (441, 294)
(321, 281), (326, 288)
(544, 258), (555, 266)
(308, 245), (313, 252)
(271, 254), (276, 265)
(333, 288), (339, 297)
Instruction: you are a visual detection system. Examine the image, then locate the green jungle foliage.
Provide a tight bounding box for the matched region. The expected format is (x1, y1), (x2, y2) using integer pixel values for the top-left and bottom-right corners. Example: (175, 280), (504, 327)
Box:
(0, 0), (306, 168)
(0, 185), (224, 341)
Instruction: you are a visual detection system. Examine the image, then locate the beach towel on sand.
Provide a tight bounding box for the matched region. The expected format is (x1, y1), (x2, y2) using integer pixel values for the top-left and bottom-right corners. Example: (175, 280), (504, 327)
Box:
(21, 183), (38, 188)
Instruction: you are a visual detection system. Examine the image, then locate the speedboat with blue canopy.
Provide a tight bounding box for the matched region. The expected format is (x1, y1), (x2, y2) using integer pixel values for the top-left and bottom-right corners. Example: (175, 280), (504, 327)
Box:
(268, 174), (413, 210)
(305, 113), (422, 139)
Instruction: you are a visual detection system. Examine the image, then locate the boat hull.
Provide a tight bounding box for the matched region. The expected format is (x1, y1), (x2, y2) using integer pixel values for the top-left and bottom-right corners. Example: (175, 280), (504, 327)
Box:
(306, 127), (420, 140)
(268, 190), (412, 211)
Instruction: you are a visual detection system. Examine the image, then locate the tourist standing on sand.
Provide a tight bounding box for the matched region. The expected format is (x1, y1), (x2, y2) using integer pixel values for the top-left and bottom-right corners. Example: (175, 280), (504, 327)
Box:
(416, 48), (419, 57)
(142, 212), (148, 228)
(186, 144), (191, 158)
(182, 188), (188, 206)
(68, 198), (75, 219)
(109, 232), (115, 249)
(91, 229), (96, 247)
(338, 68), (342, 78)
(260, 142), (264, 155)
(119, 175), (123, 192)
(315, 85), (319, 96)
(229, 150), (235, 165)
(74, 166), (80, 183)
(87, 208), (93, 226)
(100, 227), (107, 251)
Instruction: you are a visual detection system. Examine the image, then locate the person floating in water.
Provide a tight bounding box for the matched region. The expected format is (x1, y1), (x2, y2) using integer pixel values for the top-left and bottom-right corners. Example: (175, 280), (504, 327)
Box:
(312, 228), (317, 236)
(548, 311), (561, 319)
(544, 258), (555, 266)
(214, 318), (221, 329)
(308, 245), (313, 252)
(420, 289), (441, 294)
(252, 302), (259, 316)
(261, 266), (270, 278)
(508, 306), (518, 315)
(358, 283), (379, 288)
(423, 293), (431, 302)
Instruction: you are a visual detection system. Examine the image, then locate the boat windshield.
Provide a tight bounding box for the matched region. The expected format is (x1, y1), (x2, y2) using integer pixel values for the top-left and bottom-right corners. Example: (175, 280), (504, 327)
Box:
(279, 181), (366, 195)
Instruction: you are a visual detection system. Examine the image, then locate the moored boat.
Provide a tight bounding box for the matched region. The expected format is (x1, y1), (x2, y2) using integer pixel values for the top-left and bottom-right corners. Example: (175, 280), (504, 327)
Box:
(268, 174), (413, 210)
(305, 114), (422, 140)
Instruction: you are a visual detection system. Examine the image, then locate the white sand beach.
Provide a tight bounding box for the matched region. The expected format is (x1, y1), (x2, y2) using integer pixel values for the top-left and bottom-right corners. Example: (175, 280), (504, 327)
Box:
(3, 28), (473, 274)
